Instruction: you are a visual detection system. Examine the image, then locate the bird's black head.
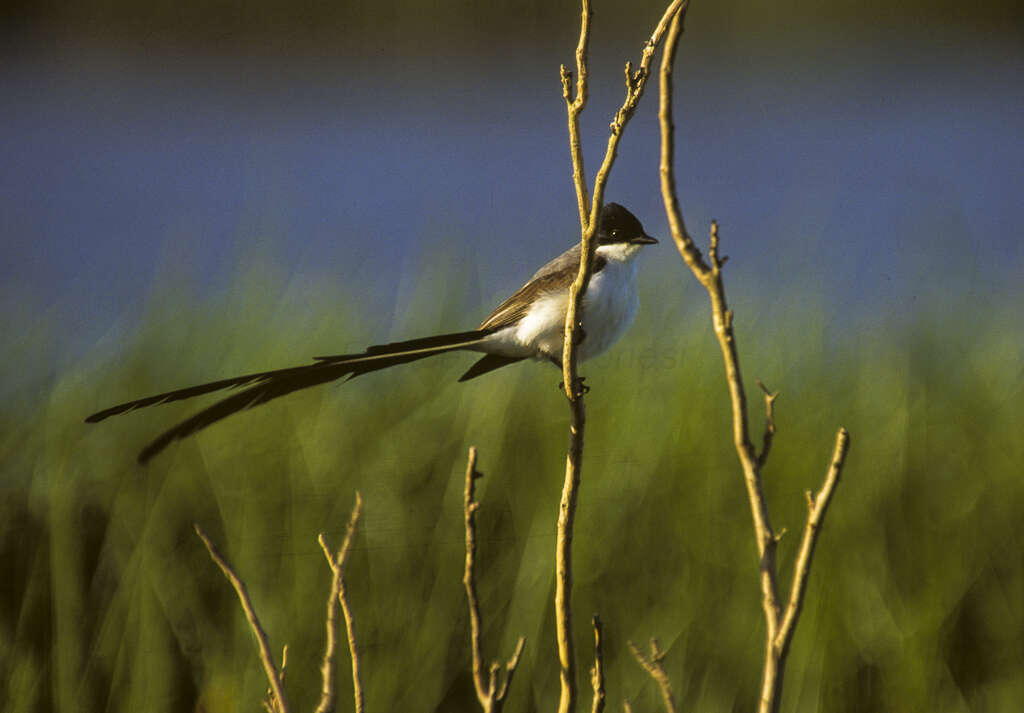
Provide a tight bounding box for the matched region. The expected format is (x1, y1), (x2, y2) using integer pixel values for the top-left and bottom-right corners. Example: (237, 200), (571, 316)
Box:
(597, 203), (658, 246)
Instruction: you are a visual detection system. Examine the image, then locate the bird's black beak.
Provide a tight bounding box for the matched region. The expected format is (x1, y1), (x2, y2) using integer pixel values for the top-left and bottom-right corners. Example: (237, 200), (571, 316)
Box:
(630, 234), (658, 245)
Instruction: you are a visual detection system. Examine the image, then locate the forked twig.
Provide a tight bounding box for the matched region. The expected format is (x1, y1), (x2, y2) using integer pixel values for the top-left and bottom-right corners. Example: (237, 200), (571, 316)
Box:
(315, 493), (365, 713)
(463, 447), (526, 712)
(657, 6), (853, 712)
(556, 4), (691, 713)
(776, 429), (850, 653)
(628, 639), (676, 713)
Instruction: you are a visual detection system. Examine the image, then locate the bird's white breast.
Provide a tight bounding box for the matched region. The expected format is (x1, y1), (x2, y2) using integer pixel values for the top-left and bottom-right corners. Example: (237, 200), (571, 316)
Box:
(578, 257), (639, 361)
(504, 253), (640, 363)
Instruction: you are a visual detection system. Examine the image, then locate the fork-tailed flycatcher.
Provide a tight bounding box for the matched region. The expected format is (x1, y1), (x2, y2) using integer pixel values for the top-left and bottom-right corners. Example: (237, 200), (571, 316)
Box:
(85, 202), (657, 463)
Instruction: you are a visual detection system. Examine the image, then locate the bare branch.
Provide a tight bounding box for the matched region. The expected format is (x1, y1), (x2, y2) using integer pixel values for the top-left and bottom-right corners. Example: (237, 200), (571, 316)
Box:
(315, 493), (364, 713)
(463, 446), (526, 712)
(464, 446), (487, 702)
(713, 220), (786, 651)
(338, 496), (365, 713)
(775, 429), (850, 653)
(660, 2), (783, 635)
(658, 6), (706, 274)
(590, 615), (606, 713)
(658, 6), (852, 713)
(496, 638), (526, 705)
(562, 0), (593, 232)
(314, 531), (340, 713)
(556, 6), (691, 713)
(628, 639), (676, 713)
(195, 524), (290, 713)
(554, 426), (584, 713)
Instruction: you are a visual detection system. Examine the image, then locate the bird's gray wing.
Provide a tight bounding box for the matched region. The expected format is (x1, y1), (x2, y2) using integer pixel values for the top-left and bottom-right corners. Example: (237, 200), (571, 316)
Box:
(478, 245), (605, 331)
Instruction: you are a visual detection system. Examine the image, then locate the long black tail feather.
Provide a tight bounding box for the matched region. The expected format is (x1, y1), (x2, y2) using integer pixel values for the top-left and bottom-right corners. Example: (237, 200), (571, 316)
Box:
(84, 363), (329, 423)
(314, 329), (492, 361)
(85, 328), (499, 463)
(136, 361), (354, 464)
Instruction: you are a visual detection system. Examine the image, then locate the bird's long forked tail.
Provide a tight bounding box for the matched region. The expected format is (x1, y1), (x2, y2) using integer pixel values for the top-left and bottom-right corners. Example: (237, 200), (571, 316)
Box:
(85, 328), (521, 464)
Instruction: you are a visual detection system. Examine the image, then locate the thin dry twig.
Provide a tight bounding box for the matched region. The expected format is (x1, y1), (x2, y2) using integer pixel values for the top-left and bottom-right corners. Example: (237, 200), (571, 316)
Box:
(628, 639), (677, 713)
(315, 493), (365, 713)
(590, 615), (606, 713)
(463, 447), (526, 713)
(560, 0), (592, 232)
(658, 6), (853, 712)
(775, 429), (850, 655)
(661, 0), (782, 653)
(261, 646), (289, 713)
(556, 4), (690, 712)
(194, 524), (291, 713)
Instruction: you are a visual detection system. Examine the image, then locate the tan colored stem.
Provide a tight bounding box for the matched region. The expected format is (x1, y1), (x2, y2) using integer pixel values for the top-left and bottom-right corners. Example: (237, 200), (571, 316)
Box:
(776, 429), (850, 653)
(628, 639), (676, 713)
(561, 0), (592, 232)
(463, 447), (525, 712)
(557, 5), (690, 713)
(589, 615), (605, 713)
(316, 493), (364, 713)
(195, 525), (290, 713)
(658, 7), (852, 713)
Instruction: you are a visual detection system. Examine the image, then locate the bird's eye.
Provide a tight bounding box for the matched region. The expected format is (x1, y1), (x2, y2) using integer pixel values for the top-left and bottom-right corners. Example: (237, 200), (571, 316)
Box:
(611, 229), (620, 238)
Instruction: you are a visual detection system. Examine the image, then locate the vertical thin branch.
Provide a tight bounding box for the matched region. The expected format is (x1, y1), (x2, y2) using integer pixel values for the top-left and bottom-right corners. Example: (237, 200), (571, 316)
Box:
(657, 7), (705, 273)
(465, 447), (488, 703)
(315, 540), (341, 713)
(315, 493), (365, 713)
(555, 415), (584, 713)
(561, 0), (592, 232)
(194, 525), (291, 713)
(555, 5), (690, 713)
(556, 2), (597, 698)
(589, 615), (605, 713)
(463, 447), (526, 713)
(658, 8), (853, 713)
(659, 0), (783, 664)
(339, 498), (365, 713)
(628, 639), (676, 713)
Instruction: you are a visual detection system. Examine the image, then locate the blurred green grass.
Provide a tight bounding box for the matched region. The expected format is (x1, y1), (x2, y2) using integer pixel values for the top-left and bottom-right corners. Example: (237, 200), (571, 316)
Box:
(2, 250), (1022, 713)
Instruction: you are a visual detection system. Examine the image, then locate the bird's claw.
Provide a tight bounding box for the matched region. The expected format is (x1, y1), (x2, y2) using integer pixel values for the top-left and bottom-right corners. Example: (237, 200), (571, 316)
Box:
(557, 376), (590, 397)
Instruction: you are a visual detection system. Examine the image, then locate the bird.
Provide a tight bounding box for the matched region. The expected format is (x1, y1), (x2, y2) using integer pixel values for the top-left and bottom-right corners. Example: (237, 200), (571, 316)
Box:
(85, 202), (658, 463)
